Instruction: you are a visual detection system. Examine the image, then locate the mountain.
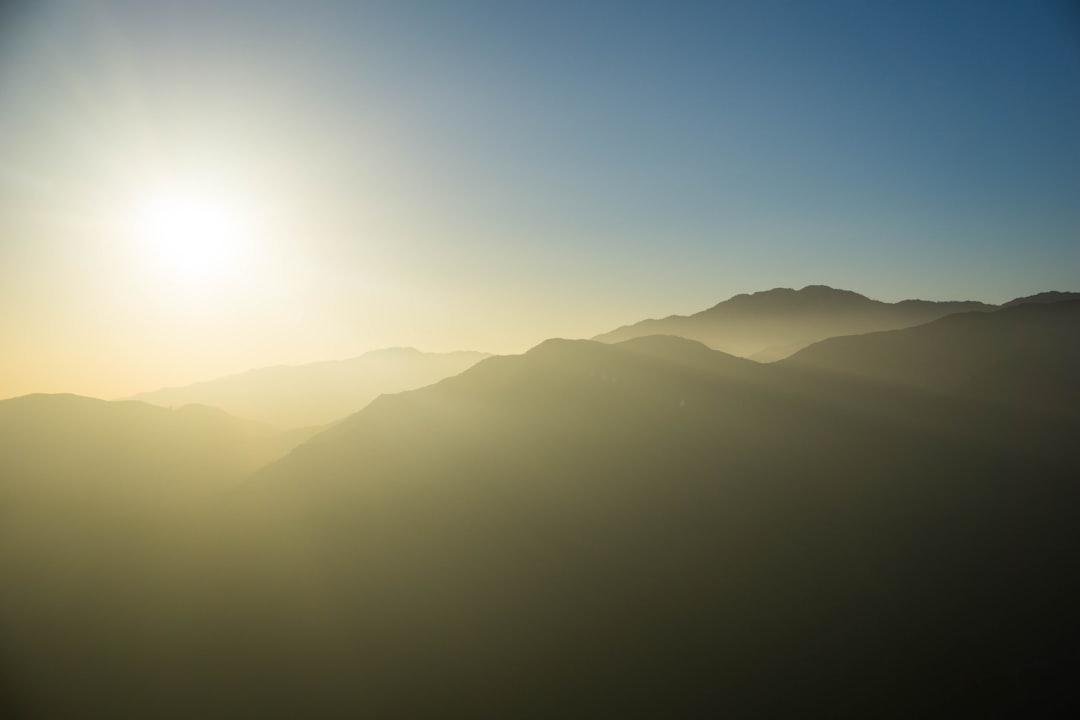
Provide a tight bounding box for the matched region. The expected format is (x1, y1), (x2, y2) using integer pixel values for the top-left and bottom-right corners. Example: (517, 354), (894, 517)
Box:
(7, 305), (1079, 717)
(129, 325), (1077, 717)
(0, 393), (324, 719)
(0, 392), (314, 563)
(594, 286), (1079, 362)
(594, 285), (994, 360)
(784, 299), (1080, 419)
(0, 394), (303, 504)
(1002, 290), (1080, 307)
(129, 347), (490, 428)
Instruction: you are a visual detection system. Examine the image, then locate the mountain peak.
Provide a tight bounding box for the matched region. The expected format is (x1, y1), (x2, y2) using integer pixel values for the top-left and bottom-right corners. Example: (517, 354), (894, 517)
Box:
(799, 284), (870, 298)
(593, 285), (1000, 360)
(729, 284), (869, 298)
(709, 285), (875, 312)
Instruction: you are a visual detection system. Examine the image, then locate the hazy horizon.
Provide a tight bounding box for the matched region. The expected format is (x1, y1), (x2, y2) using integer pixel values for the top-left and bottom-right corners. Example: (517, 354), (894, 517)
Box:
(2, 0), (1078, 399)
(5, 297), (1079, 717)
(2, 281), (1072, 401)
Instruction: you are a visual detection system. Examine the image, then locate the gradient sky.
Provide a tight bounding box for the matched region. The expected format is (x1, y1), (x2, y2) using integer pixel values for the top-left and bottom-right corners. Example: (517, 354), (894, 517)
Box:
(2, 0), (1078, 399)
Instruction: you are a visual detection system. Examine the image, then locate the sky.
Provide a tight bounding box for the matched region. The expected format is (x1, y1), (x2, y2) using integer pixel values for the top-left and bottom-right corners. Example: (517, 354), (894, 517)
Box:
(1, 0), (1079, 399)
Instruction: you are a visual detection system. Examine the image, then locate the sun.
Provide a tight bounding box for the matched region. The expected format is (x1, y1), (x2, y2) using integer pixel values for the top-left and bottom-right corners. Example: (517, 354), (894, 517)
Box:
(132, 189), (253, 286)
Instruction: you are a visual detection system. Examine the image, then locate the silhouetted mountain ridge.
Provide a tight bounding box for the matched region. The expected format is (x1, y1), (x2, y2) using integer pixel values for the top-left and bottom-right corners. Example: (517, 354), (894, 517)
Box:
(1002, 290), (1080, 307)
(715, 284), (876, 311)
(130, 347), (490, 428)
(202, 303), (1080, 716)
(6, 297), (1080, 718)
(594, 284), (1075, 361)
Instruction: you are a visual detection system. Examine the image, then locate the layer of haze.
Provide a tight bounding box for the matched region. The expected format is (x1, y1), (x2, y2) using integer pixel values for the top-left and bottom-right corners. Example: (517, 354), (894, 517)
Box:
(2, 0), (1079, 399)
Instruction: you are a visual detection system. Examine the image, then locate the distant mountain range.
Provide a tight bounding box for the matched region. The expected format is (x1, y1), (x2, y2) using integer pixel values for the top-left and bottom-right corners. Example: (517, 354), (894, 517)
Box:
(125, 289), (1077, 429)
(129, 347), (490, 428)
(201, 299), (1078, 717)
(593, 285), (1076, 361)
(1002, 290), (1080, 307)
(5, 294), (1080, 717)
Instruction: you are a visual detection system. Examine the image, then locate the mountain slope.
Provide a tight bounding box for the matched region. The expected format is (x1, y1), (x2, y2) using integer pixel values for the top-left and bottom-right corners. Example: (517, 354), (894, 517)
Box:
(129, 347), (490, 428)
(8, 307), (1079, 717)
(1002, 291), (1080, 307)
(594, 285), (994, 360)
(0, 394), (301, 503)
(783, 299), (1080, 418)
(0, 393), (323, 718)
(172, 332), (1080, 717)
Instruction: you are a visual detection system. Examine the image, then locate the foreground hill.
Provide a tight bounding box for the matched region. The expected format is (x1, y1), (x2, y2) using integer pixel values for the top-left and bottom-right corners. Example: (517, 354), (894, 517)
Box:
(0, 393), (323, 719)
(130, 347), (490, 428)
(6, 304), (1078, 717)
(155, 328), (1076, 716)
(784, 299), (1080, 418)
(594, 285), (994, 360)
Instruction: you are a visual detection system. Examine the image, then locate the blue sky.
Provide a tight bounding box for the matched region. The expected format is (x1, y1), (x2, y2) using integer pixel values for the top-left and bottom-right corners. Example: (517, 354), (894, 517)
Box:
(128, 0), (1080, 299)
(1, 0), (1079, 395)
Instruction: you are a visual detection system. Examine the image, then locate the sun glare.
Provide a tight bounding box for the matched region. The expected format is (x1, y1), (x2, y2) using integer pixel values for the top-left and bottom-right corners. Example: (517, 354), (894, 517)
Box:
(132, 189), (253, 286)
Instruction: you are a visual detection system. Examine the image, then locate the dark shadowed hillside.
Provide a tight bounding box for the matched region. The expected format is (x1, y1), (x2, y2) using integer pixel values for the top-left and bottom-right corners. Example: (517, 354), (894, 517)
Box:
(146, 330), (1077, 717)
(129, 348), (490, 428)
(5, 308), (1079, 717)
(594, 285), (994, 360)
